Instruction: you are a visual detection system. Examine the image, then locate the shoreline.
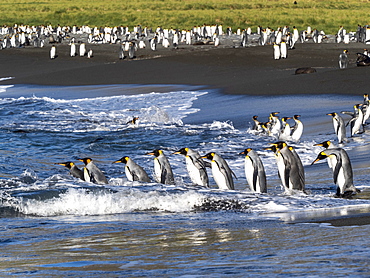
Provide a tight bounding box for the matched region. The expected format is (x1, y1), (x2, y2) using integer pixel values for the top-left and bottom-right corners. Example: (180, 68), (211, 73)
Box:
(1, 41), (370, 96)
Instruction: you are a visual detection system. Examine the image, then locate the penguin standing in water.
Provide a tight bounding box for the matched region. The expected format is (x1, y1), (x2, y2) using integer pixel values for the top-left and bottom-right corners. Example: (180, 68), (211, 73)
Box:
(269, 112), (281, 136)
(342, 104), (364, 136)
(78, 157), (108, 184)
(146, 149), (175, 185)
(362, 94), (370, 128)
(55, 161), (84, 181)
(311, 148), (360, 197)
(239, 148), (267, 193)
(50, 45), (56, 59)
(280, 117), (291, 139)
(251, 115), (262, 132)
(268, 141), (305, 192)
(339, 50), (349, 69)
(201, 152), (235, 190)
(173, 147), (209, 187)
(290, 115), (303, 142)
(113, 156), (151, 182)
(327, 112), (347, 143)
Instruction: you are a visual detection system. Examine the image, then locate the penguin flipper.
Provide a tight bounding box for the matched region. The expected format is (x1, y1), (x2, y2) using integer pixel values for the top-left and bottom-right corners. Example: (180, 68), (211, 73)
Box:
(332, 155), (343, 185)
(160, 168), (167, 184)
(252, 161), (258, 192)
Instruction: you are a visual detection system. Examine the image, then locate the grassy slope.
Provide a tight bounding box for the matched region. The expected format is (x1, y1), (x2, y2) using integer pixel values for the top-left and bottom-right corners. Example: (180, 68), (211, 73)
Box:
(0, 0), (366, 34)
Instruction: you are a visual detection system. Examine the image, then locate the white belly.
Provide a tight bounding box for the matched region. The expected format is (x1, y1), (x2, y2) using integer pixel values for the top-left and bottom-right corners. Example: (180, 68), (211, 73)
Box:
(212, 161), (229, 190)
(186, 156), (203, 186)
(154, 159), (162, 183)
(125, 166), (134, 181)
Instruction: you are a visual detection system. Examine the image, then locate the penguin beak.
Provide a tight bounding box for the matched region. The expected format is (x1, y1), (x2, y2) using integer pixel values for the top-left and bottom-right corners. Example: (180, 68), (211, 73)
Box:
(112, 160), (122, 164)
(146, 152), (155, 156)
(313, 143), (324, 147)
(172, 151), (181, 155)
(55, 162), (66, 166)
(311, 158), (321, 165)
(239, 151), (245, 155)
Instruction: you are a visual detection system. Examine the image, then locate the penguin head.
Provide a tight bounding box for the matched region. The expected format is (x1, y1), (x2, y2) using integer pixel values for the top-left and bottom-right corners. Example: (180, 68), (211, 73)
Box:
(271, 141), (287, 150)
(311, 151), (328, 165)
(239, 148), (252, 155)
(146, 149), (162, 157)
(113, 156), (130, 164)
(173, 147), (188, 156)
(282, 117), (291, 122)
(55, 161), (74, 169)
(264, 145), (278, 153)
(314, 140), (331, 149)
(252, 115), (258, 120)
(201, 152), (215, 161)
(293, 115), (301, 120)
(326, 112), (336, 117)
(78, 157), (92, 165)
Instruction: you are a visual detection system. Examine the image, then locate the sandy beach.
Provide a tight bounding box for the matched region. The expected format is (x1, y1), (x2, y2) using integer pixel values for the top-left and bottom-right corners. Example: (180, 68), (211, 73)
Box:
(1, 39), (370, 96)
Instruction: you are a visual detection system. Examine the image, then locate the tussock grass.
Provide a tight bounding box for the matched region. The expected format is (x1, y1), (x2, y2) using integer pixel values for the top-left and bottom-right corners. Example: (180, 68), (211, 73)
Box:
(0, 0), (367, 34)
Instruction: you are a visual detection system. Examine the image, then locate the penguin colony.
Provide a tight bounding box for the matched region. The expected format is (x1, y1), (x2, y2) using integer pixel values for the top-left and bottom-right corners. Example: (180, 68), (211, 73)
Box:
(0, 23), (369, 62)
(57, 94), (369, 198)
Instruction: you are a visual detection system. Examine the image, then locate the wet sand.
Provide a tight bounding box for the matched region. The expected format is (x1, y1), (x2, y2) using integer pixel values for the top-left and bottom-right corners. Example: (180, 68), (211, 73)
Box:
(0, 41), (370, 95)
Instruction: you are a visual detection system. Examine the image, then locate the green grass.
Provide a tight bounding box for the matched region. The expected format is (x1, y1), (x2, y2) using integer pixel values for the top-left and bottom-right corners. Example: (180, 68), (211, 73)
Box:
(0, 0), (367, 34)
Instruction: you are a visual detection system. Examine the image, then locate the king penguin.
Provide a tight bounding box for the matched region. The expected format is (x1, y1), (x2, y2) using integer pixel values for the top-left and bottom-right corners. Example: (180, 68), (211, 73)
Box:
(201, 152), (235, 190)
(146, 149), (175, 185)
(173, 147), (209, 187)
(314, 140), (337, 169)
(55, 161), (84, 181)
(327, 112), (347, 143)
(113, 156), (151, 182)
(268, 141), (305, 192)
(78, 157), (108, 184)
(339, 50), (349, 69)
(342, 104), (364, 136)
(70, 42), (76, 57)
(290, 115), (303, 142)
(311, 148), (359, 197)
(50, 45), (56, 59)
(239, 148), (267, 193)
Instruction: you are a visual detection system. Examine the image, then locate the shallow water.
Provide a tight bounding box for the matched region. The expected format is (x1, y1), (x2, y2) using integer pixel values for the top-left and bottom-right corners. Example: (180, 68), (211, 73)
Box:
(0, 83), (369, 276)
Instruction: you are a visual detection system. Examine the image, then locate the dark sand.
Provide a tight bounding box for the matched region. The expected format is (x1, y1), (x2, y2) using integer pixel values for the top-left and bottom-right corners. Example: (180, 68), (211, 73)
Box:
(1, 42), (370, 95)
(1, 41), (370, 226)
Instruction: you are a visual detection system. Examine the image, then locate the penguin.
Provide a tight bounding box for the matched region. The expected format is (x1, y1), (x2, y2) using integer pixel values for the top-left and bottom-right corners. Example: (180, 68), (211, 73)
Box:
(118, 43), (125, 59)
(239, 148), (267, 193)
(251, 115), (262, 132)
(280, 41), (287, 59)
(113, 156), (151, 182)
(273, 43), (280, 60)
(70, 42), (76, 57)
(126, 116), (139, 126)
(146, 149), (175, 185)
(50, 45), (56, 59)
(268, 141), (305, 192)
(314, 140), (337, 169)
(290, 115), (303, 142)
(269, 112), (281, 136)
(326, 112), (347, 143)
(338, 50), (349, 69)
(87, 49), (93, 58)
(201, 152), (235, 190)
(342, 104), (364, 136)
(55, 161), (84, 181)
(79, 42), (86, 57)
(128, 41), (135, 59)
(362, 94), (370, 127)
(280, 117), (291, 139)
(78, 157), (108, 185)
(150, 36), (157, 51)
(311, 148), (359, 197)
(173, 147), (209, 187)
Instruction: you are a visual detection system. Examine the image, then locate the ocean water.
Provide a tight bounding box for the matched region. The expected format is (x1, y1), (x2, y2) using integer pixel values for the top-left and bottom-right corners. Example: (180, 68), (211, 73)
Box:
(0, 82), (370, 277)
